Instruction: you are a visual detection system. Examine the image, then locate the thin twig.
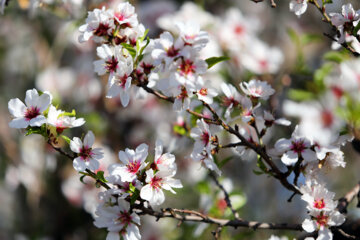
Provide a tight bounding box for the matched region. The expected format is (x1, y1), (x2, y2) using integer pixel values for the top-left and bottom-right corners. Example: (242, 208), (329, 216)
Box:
(209, 172), (241, 220)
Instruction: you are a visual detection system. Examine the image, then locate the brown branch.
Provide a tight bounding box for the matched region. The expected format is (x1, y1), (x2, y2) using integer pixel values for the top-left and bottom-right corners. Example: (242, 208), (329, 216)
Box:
(47, 139), (111, 190)
(308, 0), (360, 57)
(337, 181), (360, 214)
(137, 83), (301, 195)
(209, 172), (241, 220)
(136, 206), (303, 231)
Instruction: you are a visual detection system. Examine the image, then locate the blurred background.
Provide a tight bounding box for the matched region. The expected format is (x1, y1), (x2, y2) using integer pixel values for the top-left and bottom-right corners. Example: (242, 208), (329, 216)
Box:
(1, 0), (360, 239)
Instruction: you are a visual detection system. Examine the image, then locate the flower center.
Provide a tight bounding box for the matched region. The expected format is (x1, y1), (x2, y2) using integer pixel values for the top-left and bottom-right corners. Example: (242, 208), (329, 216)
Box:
(290, 140), (306, 153)
(166, 46), (179, 57)
(316, 213), (329, 227)
(177, 86), (188, 100)
(201, 131), (210, 146)
(179, 59), (196, 76)
(222, 97), (239, 107)
(79, 146), (93, 161)
(127, 160), (141, 174)
(25, 107), (40, 121)
(117, 211), (132, 224)
(234, 24), (245, 35)
(105, 56), (119, 73)
(314, 198), (326, 209)
(93, 23), (110, 37)
(199, 88), (208, 96)
(150, 176), (163, 189)
(116, 75), (128, 89)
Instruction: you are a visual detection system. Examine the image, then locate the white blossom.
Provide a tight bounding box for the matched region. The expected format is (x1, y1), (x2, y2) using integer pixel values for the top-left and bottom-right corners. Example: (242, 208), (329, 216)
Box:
(274, 126), (317, 166)
(94, 198), (141, 240)
(8, 89), (52, 129)
(70, 131), (103, 172)
(140, 169), (182, 205)
(240, 79), (275, 100)
(108, 144), (149, 182)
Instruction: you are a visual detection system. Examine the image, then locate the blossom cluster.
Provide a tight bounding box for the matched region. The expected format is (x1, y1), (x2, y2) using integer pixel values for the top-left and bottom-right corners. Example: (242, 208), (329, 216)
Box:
(6, 1), (359, 240)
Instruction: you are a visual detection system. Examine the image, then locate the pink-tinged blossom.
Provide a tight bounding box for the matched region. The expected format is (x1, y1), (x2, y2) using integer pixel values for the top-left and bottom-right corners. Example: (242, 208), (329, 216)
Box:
(140, 169), (182, 206)
(8, 88), (52, 129)
(300, 181), (337, 212)
(112, 2), (139, 27)
(194, 78), (217, 105)
(108, 144), (149, 182)
(47, 105), (85, 133)
(173, 85), (193, 112)
(93, 44), (132, 79)
(190, 119), (212, 155)
(220, 83), (242, 121)
(240, 79), (275, 100)
(190, 119), (221, 175)
(289, 0), (308, 17)
(172, 46), (208, 86)
(94, 198), (141, 240)
(302, 210), (345, 240)
(175, 21), (209, 51)
(330, 3), (360, 27)
(78, 7), (115, 43)
(70, 131), (103, 172)
(106, 62), (133, 107)
(274, 126), (317, 166)
(152, 31), (184, 72)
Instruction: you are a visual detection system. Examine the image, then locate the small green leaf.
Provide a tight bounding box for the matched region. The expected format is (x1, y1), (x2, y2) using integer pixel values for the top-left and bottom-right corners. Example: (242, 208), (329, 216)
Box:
(121, 43), (137, 59)
(80, 175), (86, 184)
(61, 135), (71, 144)
(58, 109), (76, 118)
(96, 171), (108, 183)
(26, 125), (47, 137)
(205, 56), (230, 69)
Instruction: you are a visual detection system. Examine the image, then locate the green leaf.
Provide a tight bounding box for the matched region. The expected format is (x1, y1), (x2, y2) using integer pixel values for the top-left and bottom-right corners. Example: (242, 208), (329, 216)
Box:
(96, 171), (108, 183)
(80, 175), (86, 184)
(205, 56), (230, 69)
(323, 51), (350, 63)
(61, 135), (71, 144)
(26, 125), (47, 137)
(121, 43), (137, 59)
